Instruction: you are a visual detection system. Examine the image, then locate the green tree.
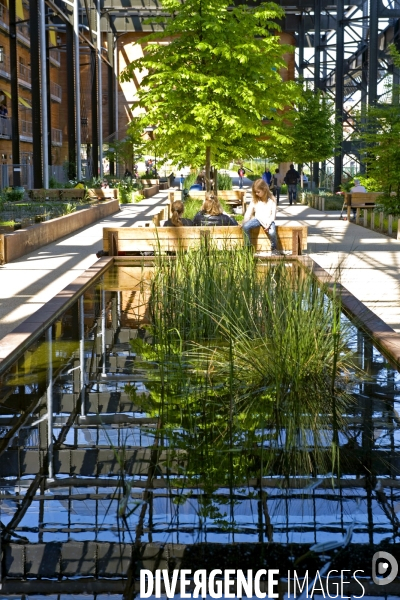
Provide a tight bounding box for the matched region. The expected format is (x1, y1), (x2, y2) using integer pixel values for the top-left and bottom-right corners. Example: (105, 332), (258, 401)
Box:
(355, 45), (400, 214)
(104, 121), (146, 175)
(121, 0), (298, 189)
(277, 88), (340, 184)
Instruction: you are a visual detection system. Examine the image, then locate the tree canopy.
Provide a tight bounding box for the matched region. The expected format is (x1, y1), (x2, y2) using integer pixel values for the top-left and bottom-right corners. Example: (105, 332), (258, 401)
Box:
(121, 0), (298, 180)
(276, 88), (340, 166)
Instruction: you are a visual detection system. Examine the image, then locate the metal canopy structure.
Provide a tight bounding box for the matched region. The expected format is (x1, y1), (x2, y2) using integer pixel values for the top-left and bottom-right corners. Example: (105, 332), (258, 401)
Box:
(31, 0), (399, 186)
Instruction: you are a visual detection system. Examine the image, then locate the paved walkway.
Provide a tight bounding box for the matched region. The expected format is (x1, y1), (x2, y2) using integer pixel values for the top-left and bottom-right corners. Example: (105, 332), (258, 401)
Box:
(1, 187), (400, 341)
(0, 192), (170, 339)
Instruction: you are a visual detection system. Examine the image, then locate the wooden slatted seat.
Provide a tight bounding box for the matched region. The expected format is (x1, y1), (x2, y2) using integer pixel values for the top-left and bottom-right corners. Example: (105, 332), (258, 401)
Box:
(103, 223), (307, 256)
(60, 188), (87, 201)
(87, 188), (118, 201)
(28, 189), (62, 201)
(345, 192), (382, 220)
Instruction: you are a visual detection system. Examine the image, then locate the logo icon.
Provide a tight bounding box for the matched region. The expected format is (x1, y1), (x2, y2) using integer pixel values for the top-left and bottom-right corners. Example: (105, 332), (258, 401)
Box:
(372, 551), (398, 586)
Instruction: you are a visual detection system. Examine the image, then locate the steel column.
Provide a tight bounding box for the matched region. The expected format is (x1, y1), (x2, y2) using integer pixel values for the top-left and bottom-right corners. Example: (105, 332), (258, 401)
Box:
(91, 48), (98, 177)
(45, 14), (52, 168)
(66, 23), (76, 179)
(74, 0), (82, 180)
(29, 0), (43, 188)
(368, 0), (379, 105)
(39, 0), (49, 187)
(97, 0), (103, 178)
(313, 0), (321, 189)
(334, 1), (344, 191)
(9, 0), (20, 183)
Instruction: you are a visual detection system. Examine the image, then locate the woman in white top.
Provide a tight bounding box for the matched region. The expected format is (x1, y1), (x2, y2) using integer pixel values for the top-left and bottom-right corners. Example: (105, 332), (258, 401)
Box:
(242, 178), (280, 255)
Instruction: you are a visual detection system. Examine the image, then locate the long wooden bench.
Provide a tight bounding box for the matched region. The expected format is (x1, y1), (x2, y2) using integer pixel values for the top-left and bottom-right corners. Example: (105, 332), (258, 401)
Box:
(345, 192), (382, 221)
(103, 223), (307, 256)
(28, 188), (118, 202)
(169, 190), (246, 214)
(87, 188), (118, 200)
(29, 188), (87, 201)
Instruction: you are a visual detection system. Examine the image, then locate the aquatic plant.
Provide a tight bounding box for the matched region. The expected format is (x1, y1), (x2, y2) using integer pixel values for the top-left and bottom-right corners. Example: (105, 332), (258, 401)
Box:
(126, 244), (357, 489)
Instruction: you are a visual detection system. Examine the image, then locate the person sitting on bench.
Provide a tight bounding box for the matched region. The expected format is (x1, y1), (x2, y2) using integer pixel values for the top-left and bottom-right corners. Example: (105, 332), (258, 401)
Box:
(164, 200), (193, 227)
(193, 193), (238, 227)
(349, 178), (367, 219)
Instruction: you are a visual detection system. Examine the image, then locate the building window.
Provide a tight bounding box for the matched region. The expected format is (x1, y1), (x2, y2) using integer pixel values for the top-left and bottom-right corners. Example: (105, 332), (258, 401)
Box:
(0, 47), (4, 63)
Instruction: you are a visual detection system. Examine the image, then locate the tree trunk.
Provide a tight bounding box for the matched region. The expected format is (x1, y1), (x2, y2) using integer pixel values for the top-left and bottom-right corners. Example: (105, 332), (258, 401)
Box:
(205, 146), (211, 191)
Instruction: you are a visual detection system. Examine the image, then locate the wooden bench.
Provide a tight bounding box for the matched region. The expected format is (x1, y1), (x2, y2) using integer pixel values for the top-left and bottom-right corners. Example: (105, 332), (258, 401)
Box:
(102, 207), (170, 253)
(169, 190), (246, 214)
(103, 223), (307, 256)
(87, 188), (118, 201)
(28, 188), (88, 201)
(28, 189), (63, 201)
(345, 192), (382, 221)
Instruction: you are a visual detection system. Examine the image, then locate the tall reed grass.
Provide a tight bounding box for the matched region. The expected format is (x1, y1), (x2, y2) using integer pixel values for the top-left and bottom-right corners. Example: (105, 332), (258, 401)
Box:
(128, 244), (356, 490)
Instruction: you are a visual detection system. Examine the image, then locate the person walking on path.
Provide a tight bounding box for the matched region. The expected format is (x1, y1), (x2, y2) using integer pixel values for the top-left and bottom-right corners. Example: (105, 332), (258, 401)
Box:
(164, 200), (193, 226)
(238, 167), (245, 189)
(285, 164), (300, 205)
(180, 174), (184, 190)
(242, 179), (281, 255)
(273, 168), (285, 204)
(262, 168), (272, 186)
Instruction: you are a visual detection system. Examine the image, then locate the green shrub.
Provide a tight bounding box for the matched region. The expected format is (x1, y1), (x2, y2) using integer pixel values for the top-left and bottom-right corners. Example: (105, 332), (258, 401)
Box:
(183, 173), (198, 190)
(217, 173), (232, 190)
(6, 188), (24, 202)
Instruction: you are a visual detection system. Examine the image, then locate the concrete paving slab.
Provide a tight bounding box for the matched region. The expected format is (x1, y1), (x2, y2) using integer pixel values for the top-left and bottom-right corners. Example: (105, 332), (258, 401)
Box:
(277, 198), (400, 332)
(0, 192), (169, 339)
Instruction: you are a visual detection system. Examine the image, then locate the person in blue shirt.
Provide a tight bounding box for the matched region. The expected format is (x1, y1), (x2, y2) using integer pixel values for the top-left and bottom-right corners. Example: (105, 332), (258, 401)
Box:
(262, 168), (272, 186)
(180, 174), (184, 190)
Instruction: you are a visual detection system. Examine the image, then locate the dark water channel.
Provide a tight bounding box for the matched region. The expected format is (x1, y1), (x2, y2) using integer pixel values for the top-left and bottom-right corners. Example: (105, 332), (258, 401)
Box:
(0, 263), (399, 598)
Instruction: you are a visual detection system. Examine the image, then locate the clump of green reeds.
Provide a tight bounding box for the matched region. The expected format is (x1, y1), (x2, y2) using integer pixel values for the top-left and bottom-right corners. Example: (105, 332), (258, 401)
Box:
(128, 243), (356, 487)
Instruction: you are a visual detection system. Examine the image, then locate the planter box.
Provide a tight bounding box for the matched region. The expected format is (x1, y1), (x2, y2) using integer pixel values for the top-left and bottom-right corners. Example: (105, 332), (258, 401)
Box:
(142, 185), (159, 199)
(0, 198), (119, 264)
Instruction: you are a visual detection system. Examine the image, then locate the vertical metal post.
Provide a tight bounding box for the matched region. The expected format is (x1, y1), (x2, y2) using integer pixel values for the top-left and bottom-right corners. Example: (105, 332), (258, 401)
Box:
(79, 294), (86, 417)
(334, 1), (344, 191)
(46, 326), (54, 479)
(368, 0), (379, 105)
(102, 288), (107, 377)
(39, 0), (48, 188)
(45, 14), (52, 168)
(298, 12), (304, 80)
(29, 0), (43, 188)
(66, 23), (76, 179)
(313, 0), (321, 189)
(91, 50), (98, 177)
(97, 0), (103, 178)
(114, 37), (118, 176)
(9, 0), (20, 184)
(107, 32), (115, 176)
(74, 0), (82, 179)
